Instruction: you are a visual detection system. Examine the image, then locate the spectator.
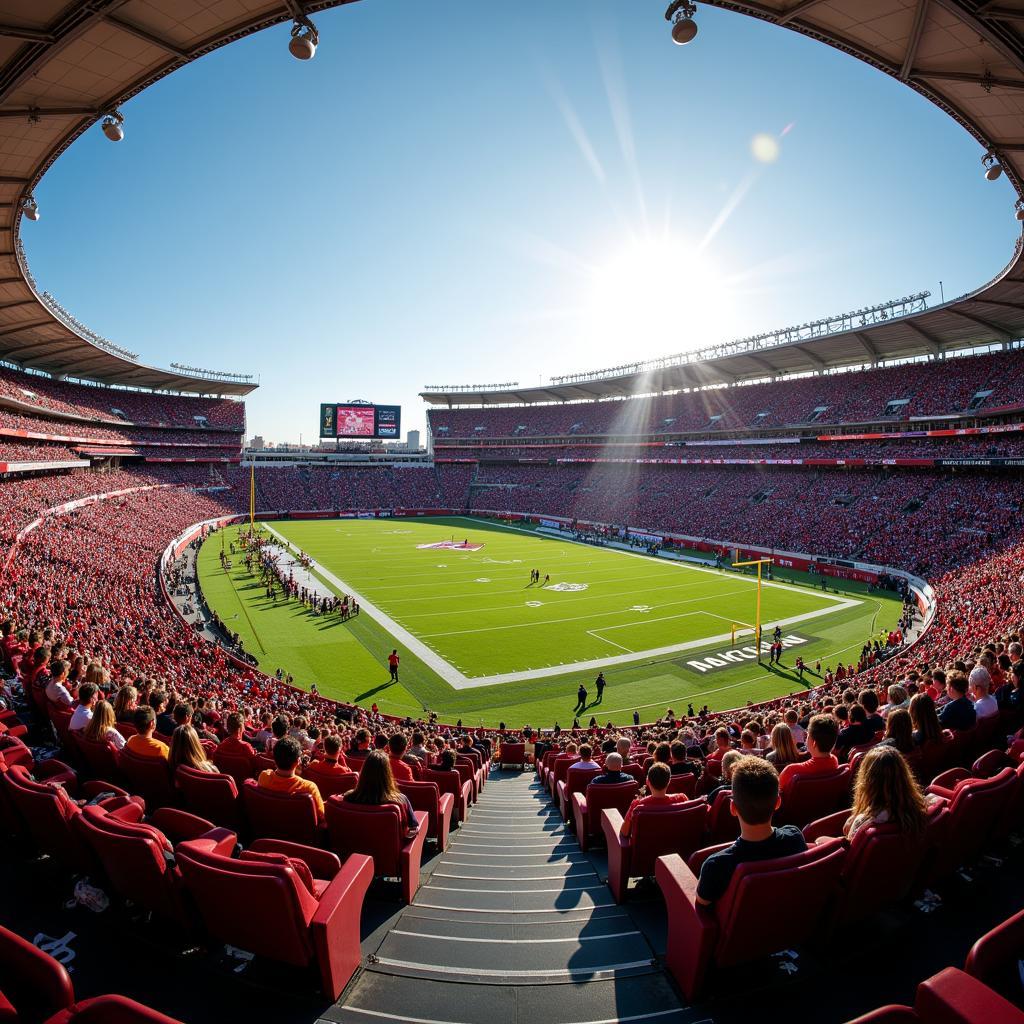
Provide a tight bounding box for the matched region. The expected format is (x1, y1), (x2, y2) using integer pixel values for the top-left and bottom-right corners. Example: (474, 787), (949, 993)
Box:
(112, 685), (137, 724)
(909, 693), (943, 747)
(343, 750), (419, 836)
(779, 715), (839, 788)
(765, 723), (803, 770)
(125, 706), (169, 761)
(82, 699), (125, 751)
(170, 725), (218, 774)
(938, 672), (977, 732)
(669, 740), (701, 779)
(859, 689), (885, 735)
(843, 746), (931, 840)
(620, 763), (690, 837)
(44, 659), (73, 708)
(387, 733), (416, 780)
(695, 757), (806, 905)
(591, 752), (630, 785)
(971, 671), (999, 720)
(216, 712), (256, 758)
(569, 744), (600, 774)
(308, 734), (352, 775)
(69, 682), (98, 733)
(876, 708), (914, 754)
(258, 737), (324, 819)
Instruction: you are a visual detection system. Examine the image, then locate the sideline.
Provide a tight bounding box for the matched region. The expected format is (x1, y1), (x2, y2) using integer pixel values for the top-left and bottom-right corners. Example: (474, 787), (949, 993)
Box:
(264, 523), (860, 692)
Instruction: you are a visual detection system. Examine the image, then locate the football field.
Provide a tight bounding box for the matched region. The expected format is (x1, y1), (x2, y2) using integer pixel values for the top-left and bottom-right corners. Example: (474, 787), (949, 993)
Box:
(197, 516), (902, 727)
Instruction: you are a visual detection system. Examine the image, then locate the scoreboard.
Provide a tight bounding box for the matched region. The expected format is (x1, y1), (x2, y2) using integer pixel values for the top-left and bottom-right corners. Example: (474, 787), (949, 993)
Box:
(319, 403), (401, 440)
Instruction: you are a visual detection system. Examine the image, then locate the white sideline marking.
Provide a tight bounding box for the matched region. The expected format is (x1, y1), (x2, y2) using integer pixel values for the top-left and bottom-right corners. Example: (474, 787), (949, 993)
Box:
(266, 522), (860, 690)
(343, 1007), (681, 1024)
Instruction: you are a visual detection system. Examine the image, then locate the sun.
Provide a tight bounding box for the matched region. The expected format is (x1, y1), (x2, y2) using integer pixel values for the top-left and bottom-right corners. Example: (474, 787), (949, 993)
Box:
(584, 238), (735, 360)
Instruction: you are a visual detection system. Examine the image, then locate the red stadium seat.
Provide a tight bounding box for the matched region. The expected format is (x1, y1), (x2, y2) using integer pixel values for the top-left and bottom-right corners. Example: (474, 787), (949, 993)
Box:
(211, 749), (254, 787)
(117, 747), (175, 809)
(302, 763), (358, 801)
(398, 779), (454, 851)
(45, 994), (187, 1024)
(571, 780), (637, 852)
(497, 742), (527, 769)
(176, 830), (373, 1000)
(558, 766), (600, 821)
(2, 764), (139, 872)
(422, 767), (472, 826)
(777, 765), (851, 826)
(72, 734), (125, 784)
(174, 765), (242, 831)
(547, 754), (579, 799)
(241, 779), (322, 846)
(924, 767), (1017, 881)
(75, 803), (217, 928)
(656, 837), (846, 1001)
(601, 798), (710, 903)
(324, 798), (428, 904)
(0, 923), (76, 1022)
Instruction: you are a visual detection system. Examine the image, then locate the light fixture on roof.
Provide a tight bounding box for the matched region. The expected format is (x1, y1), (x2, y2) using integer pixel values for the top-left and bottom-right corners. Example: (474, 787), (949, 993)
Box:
(983, 150), (1003, 181)
(1016, 199), (1024, 222)
(289, 15), (319, 60)
(100, 109), (124, 142)
(22, 195), (39, 221)
(666, 0), (698, 44)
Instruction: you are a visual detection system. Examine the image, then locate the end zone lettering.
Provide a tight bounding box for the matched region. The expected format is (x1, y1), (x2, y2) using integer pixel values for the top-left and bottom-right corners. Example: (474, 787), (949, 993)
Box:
(685, 633), (815, 675)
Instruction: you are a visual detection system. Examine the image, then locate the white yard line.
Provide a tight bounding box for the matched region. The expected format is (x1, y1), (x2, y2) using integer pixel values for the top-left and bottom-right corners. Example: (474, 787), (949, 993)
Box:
(587, 629), (633, 653)
(266, 521), (862, 691)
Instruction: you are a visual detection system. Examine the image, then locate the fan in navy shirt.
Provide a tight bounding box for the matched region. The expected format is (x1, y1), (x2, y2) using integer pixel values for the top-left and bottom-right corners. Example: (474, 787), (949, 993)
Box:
(696, 756), (807, 905)
(937, 672), (977, 732)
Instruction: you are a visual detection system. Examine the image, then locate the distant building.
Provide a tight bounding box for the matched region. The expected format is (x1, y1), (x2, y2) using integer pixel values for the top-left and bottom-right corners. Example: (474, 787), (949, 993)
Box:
(250, 435), (265, 449)
(406, 430), (421, 450)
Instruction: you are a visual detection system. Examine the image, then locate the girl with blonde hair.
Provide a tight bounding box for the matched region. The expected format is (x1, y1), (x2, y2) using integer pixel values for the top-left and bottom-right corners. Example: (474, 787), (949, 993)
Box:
(83, 699), (125, 751)
(766, 723), (802, 769)
(169, 724), (218, 773)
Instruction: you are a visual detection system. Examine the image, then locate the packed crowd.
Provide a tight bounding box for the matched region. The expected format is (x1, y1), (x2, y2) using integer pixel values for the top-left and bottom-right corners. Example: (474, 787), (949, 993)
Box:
(0, 365), (246, 428)
(437, 432), (1024, 463)
(0, 407), (242, 446)
(428, 348), (1024, 439)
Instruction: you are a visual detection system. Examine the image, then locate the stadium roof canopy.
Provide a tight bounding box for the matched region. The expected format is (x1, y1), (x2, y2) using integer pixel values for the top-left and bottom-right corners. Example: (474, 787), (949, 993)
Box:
(0, 1), (370, 395)
(421, 0), (1024, 407)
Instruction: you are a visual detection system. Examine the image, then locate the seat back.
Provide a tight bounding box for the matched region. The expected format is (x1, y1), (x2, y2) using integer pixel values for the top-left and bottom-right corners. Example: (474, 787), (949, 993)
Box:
(176, 836), (317, 966)
(707, 790), (741, 844)
(630, 798), (709, 876)
(175, 765), (240, 829)
(0, 923), (76, 1020)
(75, 806), (182, 920)
(398, 780), (442, 838)
(551, 755), (579, 790)
(118, 747), (175, 807)
(241, 779), (321, 845)
(212, 750), (254, 787)
(498, 742), (526, 765)
(325, 798), (404, 878)
(74, 735), (123, 780)
(583, 781), (638, 835)
(49, 705), (74, 749)
(965, 907), (1024, 994)
(2, 764), (88, 869)
(778, 766), (851, 826)
(945, 768), (1017, 856)
(564, 766), (601, 801)
(422, 767), (466, 820)
(714, 838), (847, 967)
(303, 763), (358, 800)
(666, 774), (697, 797)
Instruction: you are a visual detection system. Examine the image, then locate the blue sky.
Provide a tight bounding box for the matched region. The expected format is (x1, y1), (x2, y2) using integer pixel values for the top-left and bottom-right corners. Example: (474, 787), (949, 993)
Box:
(22, 0), (1019, 443)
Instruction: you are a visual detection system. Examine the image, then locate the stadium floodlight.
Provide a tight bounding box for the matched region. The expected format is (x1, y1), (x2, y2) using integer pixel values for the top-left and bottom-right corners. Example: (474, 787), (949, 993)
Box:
(289, 16), (319, 60)
(665, 0), (698, 44)
(983, 151), (1003, 181)
(21, 195), (39, 221)
(100, 109), (124, 142)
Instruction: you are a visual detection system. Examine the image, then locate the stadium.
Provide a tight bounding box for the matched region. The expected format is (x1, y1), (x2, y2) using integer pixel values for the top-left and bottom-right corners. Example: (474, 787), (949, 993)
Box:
(3, 1), (1024, 1023)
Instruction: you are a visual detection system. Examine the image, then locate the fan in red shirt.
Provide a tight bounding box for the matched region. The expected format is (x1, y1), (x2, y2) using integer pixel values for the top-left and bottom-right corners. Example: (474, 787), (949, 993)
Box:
(387, 733), (416, 781)
(620, 763), (692, 837)
(778, 714), (840, 796)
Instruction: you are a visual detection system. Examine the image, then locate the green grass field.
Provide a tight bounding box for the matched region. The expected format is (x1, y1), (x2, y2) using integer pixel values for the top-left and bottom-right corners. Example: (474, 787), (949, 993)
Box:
(196, 516), (903, 727)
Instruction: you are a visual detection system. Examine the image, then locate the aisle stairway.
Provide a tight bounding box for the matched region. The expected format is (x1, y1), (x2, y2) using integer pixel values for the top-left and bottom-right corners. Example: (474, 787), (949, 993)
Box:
(328, 770), (686, 1024)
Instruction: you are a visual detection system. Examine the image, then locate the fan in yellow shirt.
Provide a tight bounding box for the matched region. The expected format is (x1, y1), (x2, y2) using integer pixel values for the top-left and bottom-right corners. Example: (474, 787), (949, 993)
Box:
(258, 736), (324, 819)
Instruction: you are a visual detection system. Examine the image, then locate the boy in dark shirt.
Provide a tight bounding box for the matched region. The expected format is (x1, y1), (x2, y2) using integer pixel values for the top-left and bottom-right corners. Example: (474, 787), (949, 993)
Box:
(696, 756), (806, 905)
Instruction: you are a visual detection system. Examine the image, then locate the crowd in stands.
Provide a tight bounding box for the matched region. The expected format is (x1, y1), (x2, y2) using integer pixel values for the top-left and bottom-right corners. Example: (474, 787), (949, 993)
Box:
(0, 439), (81, 463)
(0, 365), (246, 428)
(428, 348), (1024, 439)
(438, 433), (1024, 463)
(0, 407), (242, 446)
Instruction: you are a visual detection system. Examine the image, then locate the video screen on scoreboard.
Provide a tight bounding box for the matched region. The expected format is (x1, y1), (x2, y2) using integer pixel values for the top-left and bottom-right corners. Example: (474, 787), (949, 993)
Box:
(319, 403), (401, 440)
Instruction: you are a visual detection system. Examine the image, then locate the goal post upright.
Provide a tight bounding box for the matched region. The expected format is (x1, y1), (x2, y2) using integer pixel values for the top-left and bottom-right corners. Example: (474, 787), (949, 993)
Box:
(731, 558), (774, 660)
